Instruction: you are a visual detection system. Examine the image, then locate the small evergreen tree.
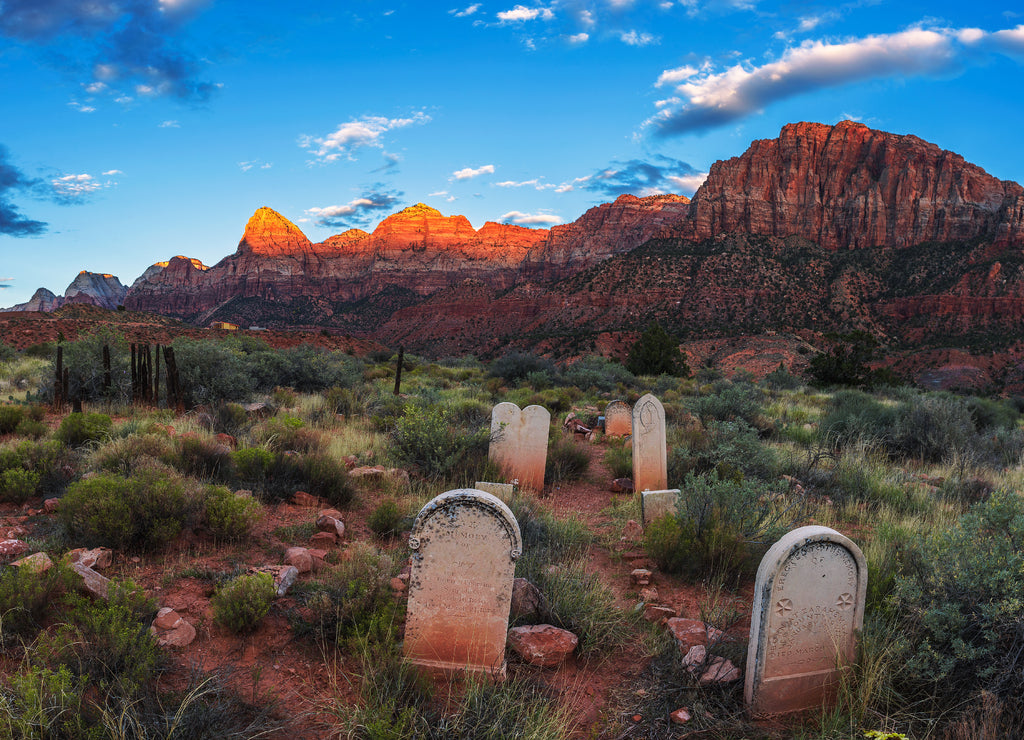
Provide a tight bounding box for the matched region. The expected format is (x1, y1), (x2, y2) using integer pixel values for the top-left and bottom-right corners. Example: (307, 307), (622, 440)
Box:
(626, 322), (688, 377)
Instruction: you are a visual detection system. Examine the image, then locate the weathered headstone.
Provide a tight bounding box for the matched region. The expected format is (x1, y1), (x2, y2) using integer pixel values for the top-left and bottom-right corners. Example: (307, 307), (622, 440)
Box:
(604, 400), (632, 437)
(641, 489), (681, 526)
(632, 394), (667, 493)
(474, 481), (516, 503)
(744, 526), (867, 717)
(404, 489), (522, 680)
(489, 402), (550, 491)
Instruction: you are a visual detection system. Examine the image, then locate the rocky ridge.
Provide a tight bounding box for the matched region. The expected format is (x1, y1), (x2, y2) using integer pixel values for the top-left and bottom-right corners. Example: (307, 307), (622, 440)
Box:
(5, 272), (127, 312)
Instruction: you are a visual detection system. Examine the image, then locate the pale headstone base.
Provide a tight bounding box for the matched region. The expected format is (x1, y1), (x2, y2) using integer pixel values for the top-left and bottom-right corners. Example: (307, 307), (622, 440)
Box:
(747, 667), (844, 718)
(405, 656), (508, 682)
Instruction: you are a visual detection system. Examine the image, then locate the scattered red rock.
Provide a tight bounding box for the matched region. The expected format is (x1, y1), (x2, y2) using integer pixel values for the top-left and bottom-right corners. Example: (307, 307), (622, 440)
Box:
(507, 625), (578, 667)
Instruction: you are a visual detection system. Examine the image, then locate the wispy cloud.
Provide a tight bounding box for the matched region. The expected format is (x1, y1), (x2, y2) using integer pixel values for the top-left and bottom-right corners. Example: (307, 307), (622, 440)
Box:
(238, 160), (272, 172)
(0, 145), (46, 236)
(450, 3), (481, 17)
(497, 5), (555, 23)
(648, 25), (1024, 136)
(306, 186), (404, 229)
(452, 164), (496, 180)
(584, 155), (706, 197)
(620, 30), (658, 46)
(102, 169), (123, 176)
(0, 0), (217, 103)
(499, 210), (562, 225)
(68, 101), (96, 113)
(0, 278), (12, 289)
(300, 112), (430, 164)
(159, 120), (181, 128)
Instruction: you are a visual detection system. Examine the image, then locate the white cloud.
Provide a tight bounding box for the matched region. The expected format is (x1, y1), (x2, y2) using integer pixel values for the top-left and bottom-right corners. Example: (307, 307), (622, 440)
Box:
(69, 102), (96, 113)
(428, 190), (449, 196)
(497, 5), (555, 22)
(496, 178), (540, 187)
(554, 175), (591, 193)
(567, 32), (589, 43)
(648, 27), (961, 135)
(52, 174), (102, 198)
(85, 82), (107, 93)
(102, 169), (123, 176)
(238, 160), (272, 172)
(450, 3), (481, 16)
(666, 173), (708, 194)
(159, 120), (180, 128)
(307, 201), (375, 219)
(452, 164), (496, 180)
(620, 30), (658, 46)
(655, 64), (699, 87)
(500, 210), (562, 225)
(579, 9), (595, 27)
(300, 112), (430, 163)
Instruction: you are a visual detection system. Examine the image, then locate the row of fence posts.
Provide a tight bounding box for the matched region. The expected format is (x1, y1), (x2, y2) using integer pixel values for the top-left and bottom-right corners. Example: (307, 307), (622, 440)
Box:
(53, 343), (183, 412)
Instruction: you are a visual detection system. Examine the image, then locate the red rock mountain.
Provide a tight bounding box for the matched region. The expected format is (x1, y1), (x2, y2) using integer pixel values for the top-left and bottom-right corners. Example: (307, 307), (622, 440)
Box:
(678, 120), (1024, 249)
(124, 196), (682, 319)
(5, 272), (127, 312)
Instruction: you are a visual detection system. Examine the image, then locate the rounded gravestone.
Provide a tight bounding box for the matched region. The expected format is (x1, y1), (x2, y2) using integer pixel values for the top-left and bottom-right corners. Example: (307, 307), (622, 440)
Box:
(489, 402), (550, 491)
(631, 394), (667, 493)
(403, 488), (522, 680)
(744, 526), (867, 717)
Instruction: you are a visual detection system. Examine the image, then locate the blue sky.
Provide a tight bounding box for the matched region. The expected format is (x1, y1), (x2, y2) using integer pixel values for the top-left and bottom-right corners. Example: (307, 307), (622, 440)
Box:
(2, 0), (1023, 306)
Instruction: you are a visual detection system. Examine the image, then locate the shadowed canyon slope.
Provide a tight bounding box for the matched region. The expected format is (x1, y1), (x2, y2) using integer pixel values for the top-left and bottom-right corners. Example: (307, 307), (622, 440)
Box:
(35, 121), (1024, 385)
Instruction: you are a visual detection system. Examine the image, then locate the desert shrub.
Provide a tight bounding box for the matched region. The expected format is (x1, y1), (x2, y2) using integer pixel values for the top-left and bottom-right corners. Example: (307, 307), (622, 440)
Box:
(668, 420), (776, 483)
(323, 386), (367, 418)
(626, 322), (688, 377)
(560, 355), (635, 392)
(0, 665), (99, 740)
(173, 432), (234, 479)
(170, 337), (256, 406)
(0, 467), (40, 503)
(0, 439), (77, 498)
(368, 499), (405, 538)
(646, 472), (792, 578)
(60, 468), (193, 552)
(91, 432), (175, 476)
(603, 444), (632, 478)
(890, 489), (1024, 703)
(212, 573), (276, 633)
(214, 402), (250, 437)
(545, 434), (589, 484)
(489, 351), (555, 383)
(14, 418), (47, 439)
(231, 446), (274, 484)
(892, 393), (978, 463)
(252, 415), (323, 453)
(256, 450), (355, 507)
(762, 363), (803, 390)
(391, 404), (489, 481)
(692, 379), (764, 425)
(40, 580), (159, 696)
(204, 486), (262, 541)
(0, 560), (74, 645)
(819, 388), (897, 446)
(294, 543), (402, 646)
(0, 405), (25, 434)
(966, 395), (1020, 430)
(55, 412), (111, 447)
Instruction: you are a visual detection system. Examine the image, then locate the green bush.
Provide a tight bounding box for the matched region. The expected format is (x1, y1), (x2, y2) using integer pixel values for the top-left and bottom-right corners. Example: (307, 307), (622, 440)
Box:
(819, 389), (898, 447)
(692, 379), (765, 425)
(645, 472), (792, 578)
(545, 435), (589, 484)
(391, 404), (489, 481)
(560, 355), (635, 392)
(214, 402), (250, 437)
(204, 486), (263, 541)
(626, 322), (688, 377)
(174, 432), (233, 479)
(0, 405), (25, 434)
(368, 498), (405, 538)
(40, 580), (159, 696)
(14, 418), (47, 439)
(0, 665), (99, 740)
(212, 572), (276, 633)
(293, 543), (402, 645)
(762, 363), (803, 390)
(890, 489), (1024, 700)
(169, 337), (256, 407)
(489, 352), (555, 383)
(668, 420), (776, 482)
(55, 412), (111, 447)
(252, 415), (323, 454)
(60, 468), (193, 552)
(0, 438), (77, 498)
(0, 560), (74, 646)
(92, 433), (175, 476)
(0, 467), (40, 503)
(232, 446), (274, 482)
(603, 444), (632, 478)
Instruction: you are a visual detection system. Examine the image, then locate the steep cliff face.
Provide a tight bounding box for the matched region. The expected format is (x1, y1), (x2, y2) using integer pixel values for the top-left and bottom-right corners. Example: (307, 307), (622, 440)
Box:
(4, 273), (126, 312)
(4, 287), (59, 313)
(681, 121), (1024, 249)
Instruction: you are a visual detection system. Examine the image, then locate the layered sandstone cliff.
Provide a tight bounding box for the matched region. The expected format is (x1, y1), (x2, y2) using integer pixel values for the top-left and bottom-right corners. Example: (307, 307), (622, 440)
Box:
(679, 120), (1024, 249)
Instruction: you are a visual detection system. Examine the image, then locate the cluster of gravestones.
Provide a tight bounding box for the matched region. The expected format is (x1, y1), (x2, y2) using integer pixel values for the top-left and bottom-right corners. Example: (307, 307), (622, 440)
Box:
(401, 395), (866, 717)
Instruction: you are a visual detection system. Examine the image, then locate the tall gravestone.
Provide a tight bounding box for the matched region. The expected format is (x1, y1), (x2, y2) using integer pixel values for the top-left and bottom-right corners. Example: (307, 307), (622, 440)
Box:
(604, 400), (632, 437)
(631, 394), (667, 493)
(745, 526), (867, 717)
(404, 489), (522, 680)
(489, 402), (550, 491)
